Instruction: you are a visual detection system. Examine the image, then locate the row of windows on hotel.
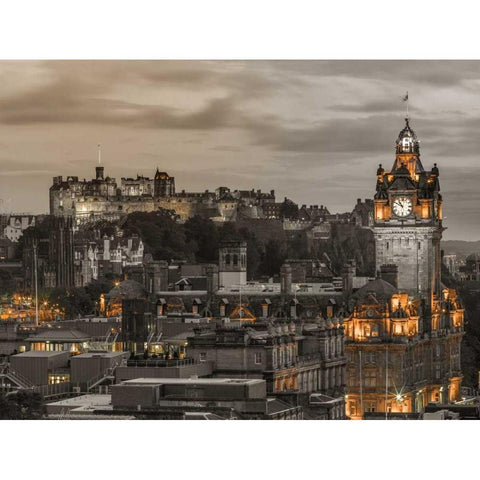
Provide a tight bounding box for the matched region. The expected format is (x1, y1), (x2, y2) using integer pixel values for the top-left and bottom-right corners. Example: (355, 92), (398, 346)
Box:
(347, 364), (449, 388)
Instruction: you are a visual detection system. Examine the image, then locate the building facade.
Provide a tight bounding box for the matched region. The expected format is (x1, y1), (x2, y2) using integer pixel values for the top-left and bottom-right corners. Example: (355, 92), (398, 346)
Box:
(50, 166), (276, 224)
(344, 118), (464, 419)
(373, 119), (442, 299)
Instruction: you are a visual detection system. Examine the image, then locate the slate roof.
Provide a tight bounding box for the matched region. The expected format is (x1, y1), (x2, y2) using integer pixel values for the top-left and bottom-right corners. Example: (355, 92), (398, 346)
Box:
(105, 279), (148, 300)
(353, 278), (397, 302)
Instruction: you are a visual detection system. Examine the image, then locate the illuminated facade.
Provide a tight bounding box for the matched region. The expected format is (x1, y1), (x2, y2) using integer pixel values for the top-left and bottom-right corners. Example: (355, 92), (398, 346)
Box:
(50, 166), (276, 224)
(373, 118), (442, 298)
(344, 119), (464, 419)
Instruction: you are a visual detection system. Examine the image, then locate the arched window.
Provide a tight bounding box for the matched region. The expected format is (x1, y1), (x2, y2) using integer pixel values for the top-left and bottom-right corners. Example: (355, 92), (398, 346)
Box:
(233, 254), (238, 266)
(225, 253), (231, 266)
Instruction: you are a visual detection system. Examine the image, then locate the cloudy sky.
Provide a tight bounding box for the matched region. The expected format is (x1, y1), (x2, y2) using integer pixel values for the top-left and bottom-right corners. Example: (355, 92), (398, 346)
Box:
(0, 60), (480, 240)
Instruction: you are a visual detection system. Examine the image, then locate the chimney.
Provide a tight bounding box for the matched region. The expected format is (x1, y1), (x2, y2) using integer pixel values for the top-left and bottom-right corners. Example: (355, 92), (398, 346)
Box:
(280, 263), (292, 295)
(206, 264), (219, 294)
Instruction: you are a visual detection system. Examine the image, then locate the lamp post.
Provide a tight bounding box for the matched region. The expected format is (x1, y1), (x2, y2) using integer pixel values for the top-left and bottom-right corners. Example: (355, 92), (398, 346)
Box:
(33, 239), (39, 327)
(294, 283), (300, 320)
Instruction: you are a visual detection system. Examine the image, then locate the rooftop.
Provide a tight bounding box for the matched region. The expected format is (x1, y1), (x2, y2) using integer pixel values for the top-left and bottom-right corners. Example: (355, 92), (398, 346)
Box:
(46, 394), (113, 414)
(73, 351), (128, 359)
(12, 350), (70, 358)
(26, 329), (91, 342)
(120, 377), (265, 386)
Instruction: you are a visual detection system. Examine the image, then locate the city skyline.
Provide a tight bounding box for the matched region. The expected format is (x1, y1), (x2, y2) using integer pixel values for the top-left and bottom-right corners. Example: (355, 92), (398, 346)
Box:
(1, 60), (480, 240)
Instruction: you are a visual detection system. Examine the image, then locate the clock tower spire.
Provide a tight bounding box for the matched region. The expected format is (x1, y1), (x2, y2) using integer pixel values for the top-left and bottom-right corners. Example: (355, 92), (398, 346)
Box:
(373, 118), (443, 305)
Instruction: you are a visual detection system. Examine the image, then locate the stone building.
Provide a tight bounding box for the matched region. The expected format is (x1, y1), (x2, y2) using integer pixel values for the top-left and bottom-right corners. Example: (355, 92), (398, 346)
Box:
(73, 234), (145, 287)
(2, 214), (36, 243)
(186, 318), (346, 408)
(344, 118), (464, 419)
(373, 118), (442, 298)
(50, 165), (276, 224)
(218, 240), (247, 289)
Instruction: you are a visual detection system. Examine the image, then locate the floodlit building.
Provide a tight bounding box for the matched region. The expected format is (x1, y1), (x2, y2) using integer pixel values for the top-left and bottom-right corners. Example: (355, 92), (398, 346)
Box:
(344, 118), (464, 419)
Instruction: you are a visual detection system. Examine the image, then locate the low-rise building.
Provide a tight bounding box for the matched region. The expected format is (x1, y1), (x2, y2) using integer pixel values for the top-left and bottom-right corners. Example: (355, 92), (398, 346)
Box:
(109, 377), (303, 419)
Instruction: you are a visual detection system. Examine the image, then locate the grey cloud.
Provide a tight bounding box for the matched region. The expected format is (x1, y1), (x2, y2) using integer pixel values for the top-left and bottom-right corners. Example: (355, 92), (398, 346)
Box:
(1, 60), (480, 240)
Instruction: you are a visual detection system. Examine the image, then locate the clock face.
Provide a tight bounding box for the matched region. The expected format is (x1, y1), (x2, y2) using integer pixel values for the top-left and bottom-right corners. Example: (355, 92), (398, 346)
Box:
(392, 196), (412, 217)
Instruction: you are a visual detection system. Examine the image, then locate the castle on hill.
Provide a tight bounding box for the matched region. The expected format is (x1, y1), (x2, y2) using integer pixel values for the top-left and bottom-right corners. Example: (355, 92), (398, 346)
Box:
(49, 166), (277, 224)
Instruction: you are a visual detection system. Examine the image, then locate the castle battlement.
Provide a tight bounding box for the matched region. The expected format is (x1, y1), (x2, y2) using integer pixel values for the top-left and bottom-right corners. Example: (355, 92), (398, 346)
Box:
(50, 165), (277, 224)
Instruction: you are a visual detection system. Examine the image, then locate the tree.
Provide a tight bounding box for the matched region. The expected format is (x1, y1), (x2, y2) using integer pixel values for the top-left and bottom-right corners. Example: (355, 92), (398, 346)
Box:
(260, 239), (287, 277)
(0, 271), (15, 296)
(279, 199), (299, 220)
(0, 391), (45, 420)
(122, 211), (194, 261)
(48, 287), (94, 318)
(184, 215), (219, 262)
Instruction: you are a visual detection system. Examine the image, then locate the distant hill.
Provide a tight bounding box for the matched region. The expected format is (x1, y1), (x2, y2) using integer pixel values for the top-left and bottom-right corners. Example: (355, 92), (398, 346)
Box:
(441, 240), (480, 258)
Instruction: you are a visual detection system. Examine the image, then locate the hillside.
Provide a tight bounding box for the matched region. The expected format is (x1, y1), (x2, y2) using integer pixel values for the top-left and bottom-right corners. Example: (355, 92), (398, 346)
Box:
(441, 240), (480, 258)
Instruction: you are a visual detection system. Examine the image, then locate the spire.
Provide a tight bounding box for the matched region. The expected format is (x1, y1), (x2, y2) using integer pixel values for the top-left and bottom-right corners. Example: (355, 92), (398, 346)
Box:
(395, 117), (420, 155)
(97, 144), (102, 165)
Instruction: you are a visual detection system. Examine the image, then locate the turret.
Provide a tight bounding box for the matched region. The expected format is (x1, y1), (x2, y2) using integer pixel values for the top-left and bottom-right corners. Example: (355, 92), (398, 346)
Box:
(96, 166), (104, 180)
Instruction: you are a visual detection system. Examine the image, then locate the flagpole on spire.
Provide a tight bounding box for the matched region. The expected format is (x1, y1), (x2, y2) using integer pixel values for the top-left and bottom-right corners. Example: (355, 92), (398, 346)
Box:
(403, 91), (409, 119)
(97, 144), (102, 165)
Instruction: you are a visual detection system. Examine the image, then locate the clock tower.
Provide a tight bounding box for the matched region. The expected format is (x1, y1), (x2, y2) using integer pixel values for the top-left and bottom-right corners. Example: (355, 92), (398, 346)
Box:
(373, 118), (443, 303)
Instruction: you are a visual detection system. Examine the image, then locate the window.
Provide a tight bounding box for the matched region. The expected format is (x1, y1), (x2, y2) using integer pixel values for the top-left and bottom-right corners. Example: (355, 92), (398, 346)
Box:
(349, 401), (356, 416)
(367, 401), (376, 412)
(199, 352), (207, 362)
(254, 352), (262, 365)
(366, 351), (376, 364)
(365, 371), (377, 388)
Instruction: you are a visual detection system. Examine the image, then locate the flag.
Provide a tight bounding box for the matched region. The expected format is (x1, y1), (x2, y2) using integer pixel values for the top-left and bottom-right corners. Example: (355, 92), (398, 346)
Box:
(403, 92), (409, 102)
